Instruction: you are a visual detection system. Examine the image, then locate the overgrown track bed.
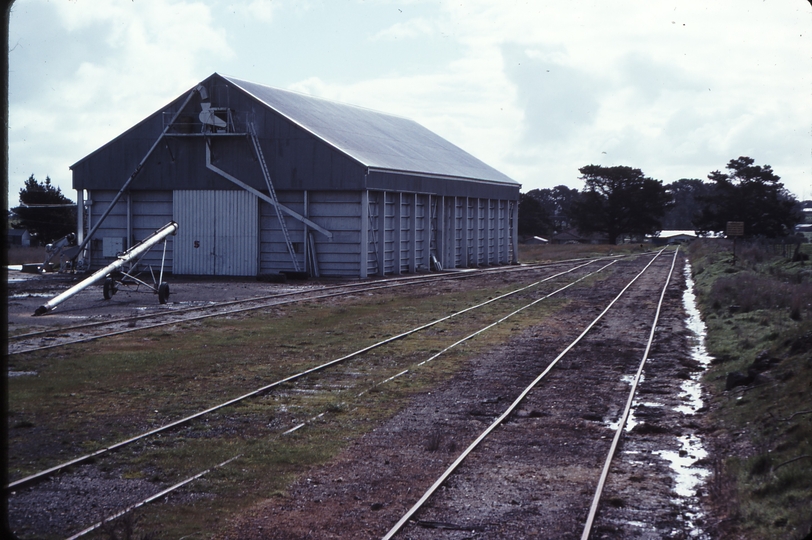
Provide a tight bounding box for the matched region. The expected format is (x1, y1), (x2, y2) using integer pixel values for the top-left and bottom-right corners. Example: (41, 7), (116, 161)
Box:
(226, 250), (705, 539)
(8, 261), (594, 355)
(4, 251), (704, 538)
(381, 250), (679, 539)
(11, 261), (616, 536)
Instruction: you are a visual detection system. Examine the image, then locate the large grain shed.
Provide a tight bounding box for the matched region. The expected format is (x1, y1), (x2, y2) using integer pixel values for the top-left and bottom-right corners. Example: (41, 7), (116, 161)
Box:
(71, 73), (521, 278)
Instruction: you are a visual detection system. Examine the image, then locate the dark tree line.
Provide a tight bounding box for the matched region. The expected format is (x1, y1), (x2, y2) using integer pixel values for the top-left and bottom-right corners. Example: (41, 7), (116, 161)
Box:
(660, 178), (713, 230)
(694, 157), (801, 237)
(519, 157), (802, 243)
(519, 185), (579, 238)
(571, 165), (671, 244)
(11, 175), (76, 245)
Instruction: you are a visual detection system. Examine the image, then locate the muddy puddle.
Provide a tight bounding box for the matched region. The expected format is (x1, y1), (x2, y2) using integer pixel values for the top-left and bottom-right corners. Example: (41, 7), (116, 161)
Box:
(658, 263), (712, 538)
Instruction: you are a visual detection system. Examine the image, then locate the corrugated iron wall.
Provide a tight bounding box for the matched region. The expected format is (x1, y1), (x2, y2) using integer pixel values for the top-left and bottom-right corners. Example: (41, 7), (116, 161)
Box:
(363, 191), (516, 277)
(174, 190), (258, 276)
(87, 190), (174, 272)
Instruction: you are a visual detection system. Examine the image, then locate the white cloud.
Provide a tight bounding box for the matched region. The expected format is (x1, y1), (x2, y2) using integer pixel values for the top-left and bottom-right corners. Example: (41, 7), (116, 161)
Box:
(423, 0), (812, 194)
(243, 0), (278, 23)
(8, 0), (811, 204)
(293, 0), (811, 194)
(8, 0), (236, 202)
(372, 17), (436, 40)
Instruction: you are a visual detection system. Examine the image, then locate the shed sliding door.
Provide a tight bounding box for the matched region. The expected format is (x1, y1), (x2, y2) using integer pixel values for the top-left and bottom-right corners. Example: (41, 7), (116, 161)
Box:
(173, 190), (258, 276)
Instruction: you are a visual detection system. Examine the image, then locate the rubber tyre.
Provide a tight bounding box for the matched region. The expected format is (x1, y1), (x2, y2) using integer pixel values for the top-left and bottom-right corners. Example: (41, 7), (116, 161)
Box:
(103, 278), (117, 300)
(158, 282), (170, 304)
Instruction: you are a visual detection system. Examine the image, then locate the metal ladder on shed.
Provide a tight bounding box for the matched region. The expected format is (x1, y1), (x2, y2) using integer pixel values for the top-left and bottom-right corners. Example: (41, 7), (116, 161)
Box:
(248, 122), (301, 272)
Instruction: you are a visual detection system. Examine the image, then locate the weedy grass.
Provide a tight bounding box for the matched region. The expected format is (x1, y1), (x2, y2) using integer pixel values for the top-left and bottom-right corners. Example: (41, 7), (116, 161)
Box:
(688, 239), (812, 540)
(7, 269), (581, 538)
(518, 242), (652, 264)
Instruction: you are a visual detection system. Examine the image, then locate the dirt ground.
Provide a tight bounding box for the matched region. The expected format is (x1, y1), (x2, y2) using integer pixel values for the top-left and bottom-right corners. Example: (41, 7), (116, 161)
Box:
(220, 254), (714, 539)
(5, 255), (717, 539)
(6, 268), (314, 333)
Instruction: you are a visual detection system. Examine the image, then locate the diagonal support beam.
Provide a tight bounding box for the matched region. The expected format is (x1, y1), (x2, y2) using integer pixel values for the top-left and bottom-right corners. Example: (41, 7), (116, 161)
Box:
(73, 87), (201, 264)
(204, 142), (332, 239)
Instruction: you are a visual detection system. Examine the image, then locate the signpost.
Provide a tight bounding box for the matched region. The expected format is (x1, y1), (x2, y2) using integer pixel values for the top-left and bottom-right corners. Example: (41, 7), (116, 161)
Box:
(726, 221), (745, 264)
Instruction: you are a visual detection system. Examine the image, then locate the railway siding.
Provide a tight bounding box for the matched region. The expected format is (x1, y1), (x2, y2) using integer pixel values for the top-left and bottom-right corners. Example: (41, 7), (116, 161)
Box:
(223, 253), (708, 539)
(6, 253), (711, 538)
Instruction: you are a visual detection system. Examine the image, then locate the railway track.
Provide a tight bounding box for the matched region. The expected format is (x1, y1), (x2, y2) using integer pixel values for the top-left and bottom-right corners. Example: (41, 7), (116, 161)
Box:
(7, 256), (620, 538)
(382, 248), (680, 539)
(219, 248), (699, 539)
(6, 258), (602, 491)
(8, 250), (703, 539)
(8, 258), (605, 356)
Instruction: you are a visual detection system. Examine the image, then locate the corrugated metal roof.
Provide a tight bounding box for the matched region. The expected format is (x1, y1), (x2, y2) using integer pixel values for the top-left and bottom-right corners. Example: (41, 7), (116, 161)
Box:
(222, 75), (518, 187)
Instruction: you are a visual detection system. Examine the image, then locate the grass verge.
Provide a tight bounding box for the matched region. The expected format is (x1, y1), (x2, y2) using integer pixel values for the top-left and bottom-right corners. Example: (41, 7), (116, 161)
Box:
(688, 239), (812, 540)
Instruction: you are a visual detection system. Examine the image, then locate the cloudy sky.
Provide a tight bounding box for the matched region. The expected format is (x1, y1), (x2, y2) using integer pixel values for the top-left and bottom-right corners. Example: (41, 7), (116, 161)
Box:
(7, 0), (811, 207)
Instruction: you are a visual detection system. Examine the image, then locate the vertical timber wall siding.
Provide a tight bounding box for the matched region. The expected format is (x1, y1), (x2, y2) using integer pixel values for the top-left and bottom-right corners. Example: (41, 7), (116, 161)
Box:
(366, 192), (381, 277)
(261, 190), (363, 277)
(86, 188), (515, 278)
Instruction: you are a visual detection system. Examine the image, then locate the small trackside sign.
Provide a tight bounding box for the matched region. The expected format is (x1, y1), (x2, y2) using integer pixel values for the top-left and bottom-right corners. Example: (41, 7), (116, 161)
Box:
(726, 221), (745, 237)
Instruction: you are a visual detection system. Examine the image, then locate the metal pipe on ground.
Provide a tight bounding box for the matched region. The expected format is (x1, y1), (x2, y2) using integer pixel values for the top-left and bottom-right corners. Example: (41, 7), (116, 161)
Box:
(34, 222), (179, 316)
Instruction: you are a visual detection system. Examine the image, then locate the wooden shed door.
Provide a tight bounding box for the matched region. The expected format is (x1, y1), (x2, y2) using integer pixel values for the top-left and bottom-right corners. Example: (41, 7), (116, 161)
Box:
(173, 190), (258, 276)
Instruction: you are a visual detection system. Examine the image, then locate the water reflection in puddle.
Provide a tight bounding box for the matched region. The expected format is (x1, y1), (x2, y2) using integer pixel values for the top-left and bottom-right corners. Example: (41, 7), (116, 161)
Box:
(676, 265), (714, 416)
(606, 375), (653, 432)
(660, 263), (712, 538)
(605, 262), (711, 536)
(655, 434), (709, 498)
(8, 370), (38, 377)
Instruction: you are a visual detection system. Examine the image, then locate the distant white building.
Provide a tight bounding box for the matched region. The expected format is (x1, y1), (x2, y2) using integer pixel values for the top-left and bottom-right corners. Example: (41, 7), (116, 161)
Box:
(795, 223), (812, 242)
(649, 230), (697, 245)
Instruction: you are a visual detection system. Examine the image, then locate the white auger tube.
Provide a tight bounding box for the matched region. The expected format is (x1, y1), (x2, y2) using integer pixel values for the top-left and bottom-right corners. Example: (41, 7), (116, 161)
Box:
(34, 222), (179, 316)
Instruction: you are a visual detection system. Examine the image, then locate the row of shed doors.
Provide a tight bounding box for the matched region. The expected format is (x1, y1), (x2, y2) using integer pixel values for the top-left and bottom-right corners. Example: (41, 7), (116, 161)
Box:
(173, 190), (259, 276)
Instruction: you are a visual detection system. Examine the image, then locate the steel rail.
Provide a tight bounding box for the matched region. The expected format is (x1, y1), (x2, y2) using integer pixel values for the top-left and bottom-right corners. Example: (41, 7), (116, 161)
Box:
(9, 264), (565, 355)
(57, 258), (620, 538)
(358, 260), (618, 396)
(12, 256), (606, 341)
(64, 454), (242, 540)
(381, 249), (668, 540)
(580, 247), (680, 540)
(9, 258), (607, 355)
(12, 272), (459, 341)
(6, 259), (601, 492)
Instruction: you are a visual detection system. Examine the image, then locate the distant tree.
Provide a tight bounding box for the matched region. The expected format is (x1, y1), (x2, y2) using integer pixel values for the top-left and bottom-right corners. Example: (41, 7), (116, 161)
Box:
(694, 157), (801, 237)
(525, 185), (580, 232)
(12, 175), (76, 245)
(518, 193), (553, 237)
(661, 178), (712, 230)
(546, 185), (580, 231)
(570, 165), (671, 244)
